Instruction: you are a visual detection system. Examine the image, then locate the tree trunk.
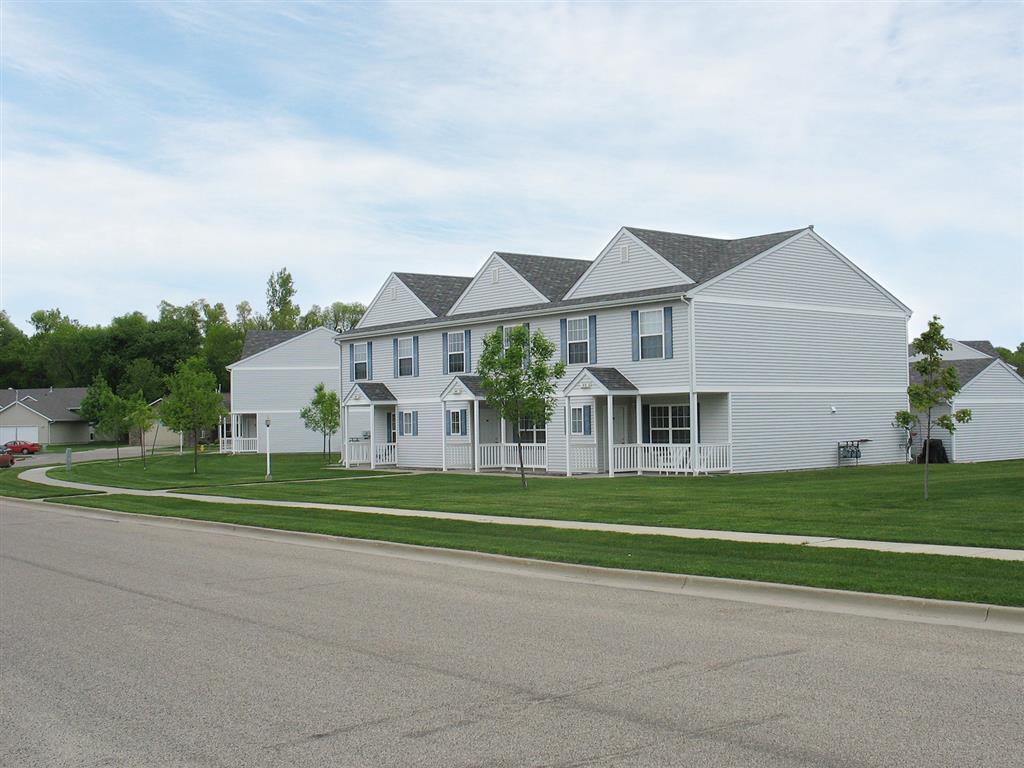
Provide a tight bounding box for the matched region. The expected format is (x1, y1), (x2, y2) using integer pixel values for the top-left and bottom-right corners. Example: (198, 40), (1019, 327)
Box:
(328, 433), (332, 463)
(517, 437), (527, 489)
(140, 431), (146, 469)
(924, 409), (931, 501)
(115, 437), (121, 467)
(193, 429), (199, 474)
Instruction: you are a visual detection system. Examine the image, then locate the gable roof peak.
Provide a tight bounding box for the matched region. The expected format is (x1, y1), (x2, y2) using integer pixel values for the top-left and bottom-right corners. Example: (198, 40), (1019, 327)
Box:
(393, 272), (473, 317)
(494, 252), (592, 300)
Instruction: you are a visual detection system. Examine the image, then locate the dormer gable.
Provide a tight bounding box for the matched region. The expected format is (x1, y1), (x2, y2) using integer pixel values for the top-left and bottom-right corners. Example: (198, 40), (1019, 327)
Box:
(358, 273), (442, 329)
(565, 228), (693, 300)
(448, 253), (549, 315)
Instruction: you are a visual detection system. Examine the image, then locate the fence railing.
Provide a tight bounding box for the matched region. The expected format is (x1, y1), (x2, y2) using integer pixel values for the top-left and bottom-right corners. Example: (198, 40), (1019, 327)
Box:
(226, 437), (258, 453)
(445, 443), (473, 469)
(346, 441), (370, 465)
(698, 443), (732, 472)
(607, 443), (732, 474)
(570, 444), (599, 473)
(375, 442), (397, 466)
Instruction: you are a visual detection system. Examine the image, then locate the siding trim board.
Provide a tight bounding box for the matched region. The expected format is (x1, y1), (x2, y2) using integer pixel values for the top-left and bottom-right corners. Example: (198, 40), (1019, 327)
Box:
(695, 295), (910, 319)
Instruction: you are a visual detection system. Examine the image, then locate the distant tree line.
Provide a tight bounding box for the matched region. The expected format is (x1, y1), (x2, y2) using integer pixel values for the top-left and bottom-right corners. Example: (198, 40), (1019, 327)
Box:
(0, 267), (365, 394)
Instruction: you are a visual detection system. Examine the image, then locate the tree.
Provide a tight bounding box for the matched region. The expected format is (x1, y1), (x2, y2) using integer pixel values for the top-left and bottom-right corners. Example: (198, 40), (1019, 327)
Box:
(117, 358), (165, 403)
(266, 268), (300, 329)
(995, 342), (1024, 377)
(324, 301), (366, 332)
(80, 374), (129, 465)
(201, 303), (244, 390)
(299, 383), (341, 462)
(160, 357), (226, 474)
(0, 311), (38, 387)
(477, 325), (565, 488)
(124, 392), (155, 469)
(895, 316), (972, 500)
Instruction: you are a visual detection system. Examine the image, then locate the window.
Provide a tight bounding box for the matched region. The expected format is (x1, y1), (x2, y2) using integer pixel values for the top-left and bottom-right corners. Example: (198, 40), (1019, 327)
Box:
(448, 331), (466, 373)
(387, 412), (397, 442)
(397, 337), (413, 377)
(514, 417), (546, 444)
(570, 407), (585, 435)
(502, 326), (512, 349)
(353, 343), (368, 380)
(639, 309), (664, 360)
(649, 404), (689, 444)
(567, 317), (590, 365)
(401, 411), (413, 436)
(448, 409), (462, 436)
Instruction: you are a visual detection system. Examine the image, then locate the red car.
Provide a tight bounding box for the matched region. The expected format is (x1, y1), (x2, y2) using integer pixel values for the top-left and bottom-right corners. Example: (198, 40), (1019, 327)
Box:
(4, 440), (41, 455)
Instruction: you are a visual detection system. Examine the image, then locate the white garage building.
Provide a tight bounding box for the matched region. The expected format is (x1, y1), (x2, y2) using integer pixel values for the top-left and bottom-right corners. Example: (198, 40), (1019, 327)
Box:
(0, 387), (95, 445)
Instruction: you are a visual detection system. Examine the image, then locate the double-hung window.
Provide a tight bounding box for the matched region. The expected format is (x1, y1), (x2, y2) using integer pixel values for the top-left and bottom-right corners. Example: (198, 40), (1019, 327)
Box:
(649, 404), (690, 444)
(401, 411), (413, 436)
(353, 343), (368, 380)
(515, 417), (546, 444)
(397, 337), (413, 377)
(448, 409), (462, 436)
(570, 407), (585, 435)
(448, 332), (466, 373)
(639, 309), (664, 360)
(566, 317), (590, 365)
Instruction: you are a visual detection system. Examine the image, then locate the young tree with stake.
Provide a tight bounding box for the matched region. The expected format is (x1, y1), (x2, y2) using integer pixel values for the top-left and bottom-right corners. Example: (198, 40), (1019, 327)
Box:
(160, 357), (226, 474)
(300, 383), (340, 462)
(477, 325), (565, 488)
(80, 374), (129, 466)
(894, 316), (971, 500)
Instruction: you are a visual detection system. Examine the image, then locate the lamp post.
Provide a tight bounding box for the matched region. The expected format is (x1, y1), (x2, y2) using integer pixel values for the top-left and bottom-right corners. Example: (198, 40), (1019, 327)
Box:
(265, 417), (272, 480)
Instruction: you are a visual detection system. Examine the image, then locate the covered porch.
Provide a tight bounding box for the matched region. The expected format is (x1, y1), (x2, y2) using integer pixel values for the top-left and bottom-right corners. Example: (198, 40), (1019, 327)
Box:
(219, 413), (258, 453)
(563, 367), (732, 476)
(342, 383), (399, 468)
(441, 375), (548, 473)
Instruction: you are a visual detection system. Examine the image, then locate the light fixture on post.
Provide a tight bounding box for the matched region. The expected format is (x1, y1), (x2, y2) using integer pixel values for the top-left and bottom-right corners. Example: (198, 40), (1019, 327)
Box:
(265, 417), (272, 480)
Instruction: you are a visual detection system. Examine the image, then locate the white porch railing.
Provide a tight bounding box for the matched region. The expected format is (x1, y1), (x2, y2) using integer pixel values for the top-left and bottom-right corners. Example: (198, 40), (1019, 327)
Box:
(698, 443), (732, 472)
(219, 437), (231, 453)
(639, 443), (691, 474)
(346, 441), (370, 465)
(608, 443), (732, 474)
(445, 443), (473, 469)
(570, 444), (599, 473)
(611, 443), (638, 472)
(478, 443), (547, 470)
(374, 442), (397, 466)
(225, 437), (258, 453)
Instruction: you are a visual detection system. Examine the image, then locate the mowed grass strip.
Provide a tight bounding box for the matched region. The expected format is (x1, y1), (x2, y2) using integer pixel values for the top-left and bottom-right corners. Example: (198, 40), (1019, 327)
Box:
(186, 460), (1024, 550)
(0, 466), (102, 499)
(50, 493), (1024, 607)
(47, 452), (396, 490)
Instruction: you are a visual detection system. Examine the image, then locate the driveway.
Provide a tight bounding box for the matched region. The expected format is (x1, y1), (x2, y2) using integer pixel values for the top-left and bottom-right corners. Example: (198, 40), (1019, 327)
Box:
(2, 499), (1021, 768)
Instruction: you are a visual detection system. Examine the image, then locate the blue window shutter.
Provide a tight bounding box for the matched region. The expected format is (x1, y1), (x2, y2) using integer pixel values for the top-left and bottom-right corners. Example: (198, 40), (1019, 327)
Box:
(445, 409), (451, 436)
(395, 411), (402, 437)
(348, 343), (354, 382)
(663, 306), (673, 359)
(412, 411), (418, 436)
(642, 404), (651, 443)
(460, 408), (467, 436)
(413, 336), (420, 376)
(583, 405), (592, 436)
(442, 332), (449, 375)
(393, 337), (399, 378)
(630, 310), (640, 361)
(465, 329), (472, 373)
(366, 341), (373, 380)
(588, 314), (597, 364)
(559, 318), (568, 363)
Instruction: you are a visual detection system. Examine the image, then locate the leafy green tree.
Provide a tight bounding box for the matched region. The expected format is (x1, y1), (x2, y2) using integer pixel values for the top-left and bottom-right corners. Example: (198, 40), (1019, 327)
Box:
(80, 374), (129, 465)
(266, 267), (301, 330)
(0, 311), (38, 387)
(200, 303), (243, 390)
(118, 358), (165, 403)
(895, 316), (972, 500)
(299, 383), (341, 461)
(160, 357), (227, 474)
(477, 325), (565, 488)
(995, 342), (1024, 377)
(29, 309), (105, 386)
(234, 300), (269, 331)
(124, 392), (155, 468)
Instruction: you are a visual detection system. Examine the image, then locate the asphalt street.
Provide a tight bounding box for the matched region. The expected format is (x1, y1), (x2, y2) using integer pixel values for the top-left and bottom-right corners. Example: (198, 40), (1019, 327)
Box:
(1, 498), (1021, 768)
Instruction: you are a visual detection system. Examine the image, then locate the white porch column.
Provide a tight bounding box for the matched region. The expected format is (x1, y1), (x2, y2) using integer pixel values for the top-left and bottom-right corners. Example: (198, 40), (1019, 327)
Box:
(726, 392), (733, 472)
(232, 414), (238, 454)
(564, 397), (572, 478)
(499, 417), (506, 469)
(689, 390), (699, 476)
(635, 394), (642, 476)
(606, 395), (614, 478)
(441, 402), (447, 471)
(369, 404), (376, 469)
(342, 404), (349, 467)
(473, 399), (480, 472)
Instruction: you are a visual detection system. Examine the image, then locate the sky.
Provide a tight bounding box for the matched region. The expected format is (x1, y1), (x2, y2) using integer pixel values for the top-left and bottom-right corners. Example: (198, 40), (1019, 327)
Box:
(2, 1), (1022, 345)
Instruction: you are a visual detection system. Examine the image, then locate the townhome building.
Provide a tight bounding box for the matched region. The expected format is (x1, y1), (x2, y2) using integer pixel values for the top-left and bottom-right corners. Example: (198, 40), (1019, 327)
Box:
(336, 225), (913, 475)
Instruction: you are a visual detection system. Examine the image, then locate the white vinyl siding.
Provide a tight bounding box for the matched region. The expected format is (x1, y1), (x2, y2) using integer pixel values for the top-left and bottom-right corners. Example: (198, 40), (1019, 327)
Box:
(359, 274), (434, 328)
(567, 231), (687, 299)
(450, 255), (546, 315)
(951, 363), (1024, 462)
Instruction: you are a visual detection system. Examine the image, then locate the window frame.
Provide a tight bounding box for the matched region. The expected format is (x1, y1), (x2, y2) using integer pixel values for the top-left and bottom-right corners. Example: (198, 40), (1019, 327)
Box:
(448, 409), (462, 437)
(514, 417), (546, 445)
(448, 331), (466, 374)
(396, 336), (414, 377)
(353, 342), (369, 380)
(566, 316), (590, 365)
(401, 411), (413, 437)
(570, 406), (585, 435)
(648, 403), (690, 444)
(638, 309), (665, 361)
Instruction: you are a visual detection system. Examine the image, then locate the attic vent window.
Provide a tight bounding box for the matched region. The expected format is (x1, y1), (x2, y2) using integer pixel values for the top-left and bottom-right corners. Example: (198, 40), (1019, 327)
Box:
(620, 245), (629, 263)
(491, 267), (500, 284)
(390, 284), (398, 300)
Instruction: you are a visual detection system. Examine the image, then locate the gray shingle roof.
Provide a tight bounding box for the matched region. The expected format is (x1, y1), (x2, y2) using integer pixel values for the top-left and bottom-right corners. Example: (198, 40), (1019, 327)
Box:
(496, 253), (592, 301)
(0, 387), (89, 422)
(625, 227), (806, 284)
(584, 367), (638, 391)
(351, 382), (397, 402)
(240, 330), (307, 360)
(958, 340), (998, 358)
(909, 358), (995, 388)
(394, 273), (473, 317)
(448, 375), (487, 397)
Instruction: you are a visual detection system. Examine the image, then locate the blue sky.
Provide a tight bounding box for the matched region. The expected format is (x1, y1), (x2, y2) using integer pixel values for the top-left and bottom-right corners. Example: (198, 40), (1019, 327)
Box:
(3, 1), (1022, 345)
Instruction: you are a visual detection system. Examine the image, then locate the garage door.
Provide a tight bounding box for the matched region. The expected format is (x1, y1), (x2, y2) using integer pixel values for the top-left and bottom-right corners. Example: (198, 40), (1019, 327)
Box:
(0, 426), (40, 443)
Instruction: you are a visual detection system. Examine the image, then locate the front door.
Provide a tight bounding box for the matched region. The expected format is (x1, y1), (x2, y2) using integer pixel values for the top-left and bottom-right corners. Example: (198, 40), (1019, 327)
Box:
(613, 404), (629, 443)
(386, 410), (397, 443)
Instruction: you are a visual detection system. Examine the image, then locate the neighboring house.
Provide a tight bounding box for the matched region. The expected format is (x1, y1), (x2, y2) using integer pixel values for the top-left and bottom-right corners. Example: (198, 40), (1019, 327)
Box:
(908, 340), (1024, 463)
(223, 328), (342, 453)
(336, 225), (912, 475)
(130, 394), (231, 449)
(0, 387), (97, 444)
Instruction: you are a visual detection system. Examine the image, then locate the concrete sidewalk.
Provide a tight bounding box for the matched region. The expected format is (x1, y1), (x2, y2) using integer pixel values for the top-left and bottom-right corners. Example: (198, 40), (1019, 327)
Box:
(20, 465), (1024, 562)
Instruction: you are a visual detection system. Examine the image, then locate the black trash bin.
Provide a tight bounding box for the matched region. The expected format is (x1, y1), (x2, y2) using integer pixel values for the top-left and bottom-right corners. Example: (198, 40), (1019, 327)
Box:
(916, 439), (949, 464)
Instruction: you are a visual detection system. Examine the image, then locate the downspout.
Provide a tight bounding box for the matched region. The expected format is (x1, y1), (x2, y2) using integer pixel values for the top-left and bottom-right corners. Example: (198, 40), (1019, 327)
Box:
(686, 296), (699, 476)
(334, 336), (345, 464)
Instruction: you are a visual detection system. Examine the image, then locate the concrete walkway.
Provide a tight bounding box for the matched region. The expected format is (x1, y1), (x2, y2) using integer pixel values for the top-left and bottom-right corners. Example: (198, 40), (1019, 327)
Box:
(19, 466), (1024, 562)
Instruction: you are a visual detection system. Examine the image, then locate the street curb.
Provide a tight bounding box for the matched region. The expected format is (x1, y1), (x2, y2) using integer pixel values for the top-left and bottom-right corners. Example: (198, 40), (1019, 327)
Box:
(27, 498), (1024, 634)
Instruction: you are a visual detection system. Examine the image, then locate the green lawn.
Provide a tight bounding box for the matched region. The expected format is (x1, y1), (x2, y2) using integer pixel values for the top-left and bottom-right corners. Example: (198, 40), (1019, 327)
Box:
(183, 460), (1024, 549)
(0, 466), (101, 499)
(45, 452), (395, 490)
(50, 494), (1024, 607)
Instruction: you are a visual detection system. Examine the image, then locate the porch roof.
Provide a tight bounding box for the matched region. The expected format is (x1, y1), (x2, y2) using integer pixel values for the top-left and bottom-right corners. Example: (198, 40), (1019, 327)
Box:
(564, 367), (638, 395)
(440, 375), (487, 401)
(344, 382), (397, 405)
